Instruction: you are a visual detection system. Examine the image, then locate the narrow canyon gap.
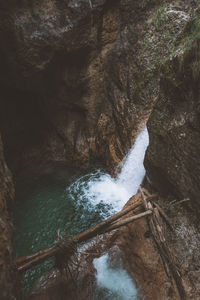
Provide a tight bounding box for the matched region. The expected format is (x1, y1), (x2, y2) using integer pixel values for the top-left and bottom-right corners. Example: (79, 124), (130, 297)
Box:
(14, 127), (149, 296)
(0, 1), (200, 299)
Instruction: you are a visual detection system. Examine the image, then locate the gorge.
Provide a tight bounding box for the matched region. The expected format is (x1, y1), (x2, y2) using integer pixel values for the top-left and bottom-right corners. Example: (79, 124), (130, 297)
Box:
(14, 126), (148, 296)
(0, 0), (200, 299)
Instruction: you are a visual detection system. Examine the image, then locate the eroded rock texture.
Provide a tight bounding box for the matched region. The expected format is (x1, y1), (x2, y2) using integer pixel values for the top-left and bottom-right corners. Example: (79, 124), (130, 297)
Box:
(0, 135), (20, 299)
(0, 0), (159, 175)
(28, 194), (181, 300)
(145, 7), (200, 210)
(1, 0), (200, 299)
(115, 202), (180, 300)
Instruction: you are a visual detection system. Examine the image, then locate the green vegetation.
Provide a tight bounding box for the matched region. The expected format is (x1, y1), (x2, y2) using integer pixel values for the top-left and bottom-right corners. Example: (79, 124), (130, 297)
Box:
(171, 7), (200, 80)
(183, 8), (200, 44)
(138, 3), (189, 72)
(151, 4), (168, 30)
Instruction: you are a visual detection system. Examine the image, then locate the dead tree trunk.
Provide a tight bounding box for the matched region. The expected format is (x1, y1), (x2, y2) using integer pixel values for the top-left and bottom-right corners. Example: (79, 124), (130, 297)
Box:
(140, 187), (186, 300)
(16, 194), (150, 272)
(17, 208), (151, 272)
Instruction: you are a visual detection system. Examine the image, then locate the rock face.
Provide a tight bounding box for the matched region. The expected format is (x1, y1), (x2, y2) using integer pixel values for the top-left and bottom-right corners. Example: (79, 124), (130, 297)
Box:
(115, 202), (180, 300)
(145, 7), (200, 210)
(0, 0), (159, 174)
(1, 0), (200, 299)
(0, 135), (20, 299)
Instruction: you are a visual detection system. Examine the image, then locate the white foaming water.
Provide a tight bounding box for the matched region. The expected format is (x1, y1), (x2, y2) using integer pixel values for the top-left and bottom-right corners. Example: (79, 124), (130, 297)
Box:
(66, 127), (149, 299)
(67, 126), (149, 215)
(117, 126), (149, 196)
(93, 254), (137, 300)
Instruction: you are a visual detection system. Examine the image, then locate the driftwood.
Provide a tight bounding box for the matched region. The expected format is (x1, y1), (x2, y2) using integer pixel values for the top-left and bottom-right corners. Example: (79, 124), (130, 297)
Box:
(139, 187), (148, 209)
(15, 195), (141, 266)
(142, 187), (151, 197)
(17, 209), (151, 272)
(18, 209), (152, 273)
(74, 194), (142, 243)
(15, 185), (184, 300)
(104, 210), (152, 232)
(17, 245), (58, 272)
(16, 194), (157, 272)
(88, 0), (92, 8)
(141, 187), (173, 230)
(140, 188), (186, 300)
(170, 198), (190, 207)
(153, 202), (174, 231)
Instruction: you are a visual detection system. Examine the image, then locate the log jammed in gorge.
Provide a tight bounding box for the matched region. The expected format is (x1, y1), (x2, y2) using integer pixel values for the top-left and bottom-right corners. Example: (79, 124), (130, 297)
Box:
(14, 187), (186, 300)
(140, 188), (186, 300)
(15, 193), (156, 272)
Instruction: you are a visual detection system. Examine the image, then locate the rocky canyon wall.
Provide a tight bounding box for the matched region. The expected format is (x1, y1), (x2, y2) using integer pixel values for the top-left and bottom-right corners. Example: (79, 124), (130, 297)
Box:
(0, 1), (161, 298)
(0, 0), (161, 175)
(145, 5), (200, 211)
(1, 0), (200, 299)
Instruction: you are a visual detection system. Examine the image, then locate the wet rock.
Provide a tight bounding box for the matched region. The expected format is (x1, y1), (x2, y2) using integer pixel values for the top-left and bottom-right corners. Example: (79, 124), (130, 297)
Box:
(106, 245), (125, 268)
(145, 7), (200, 211)
(0, 1), (193, 177)
(150, 194), (200, 299)
(114, 197), (180, 300)
(0, 0), (158, 175)
(0, 1), (200, 299)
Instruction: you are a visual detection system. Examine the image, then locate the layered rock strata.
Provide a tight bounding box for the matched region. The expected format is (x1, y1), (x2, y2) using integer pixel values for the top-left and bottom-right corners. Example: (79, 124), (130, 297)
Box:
(1, 1), (200, 299)
(0, 0), (159, 174)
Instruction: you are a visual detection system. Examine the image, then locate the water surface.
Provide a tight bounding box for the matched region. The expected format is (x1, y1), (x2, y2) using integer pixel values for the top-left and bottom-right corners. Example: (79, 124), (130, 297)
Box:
(14, 127), (149, 297)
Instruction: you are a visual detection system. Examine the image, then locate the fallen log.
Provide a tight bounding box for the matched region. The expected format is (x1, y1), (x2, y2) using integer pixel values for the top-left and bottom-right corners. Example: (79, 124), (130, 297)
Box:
(139, 187), (149, 210)
(88, 0), (92, 8)
(74, 194), (142, 243)
(153, 202), (174, 231)
(17, 245), (58, 272)
(17, 208), (152, 272)
(141, 187), (158, 200)
(141, 189), (186, 300)
(15, 194), (145, 272)
(141, 187), (151, 197)
(141, 187), (173, 230)
(103, 210), (152, 232)
(170, 198), (190, 207)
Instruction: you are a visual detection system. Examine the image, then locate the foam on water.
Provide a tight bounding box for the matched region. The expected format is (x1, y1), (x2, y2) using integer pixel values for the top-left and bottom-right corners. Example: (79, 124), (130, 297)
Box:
(14, 127), (148, 294)
(90, 127), (148, 300)
(67, 126), (149, 215)
(66, 127), (149, 299)
(93, 254), (138, 300)
(67, 171), (130, 217)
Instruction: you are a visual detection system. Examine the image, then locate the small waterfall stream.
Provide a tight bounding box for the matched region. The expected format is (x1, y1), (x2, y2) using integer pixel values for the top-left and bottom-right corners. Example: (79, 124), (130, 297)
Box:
(93, 254), (138, 300)
(80, 127), (149, 299)
(117, 126), (149, 196)
(68, 126), (149, 215)
(14, 127), (149, 297)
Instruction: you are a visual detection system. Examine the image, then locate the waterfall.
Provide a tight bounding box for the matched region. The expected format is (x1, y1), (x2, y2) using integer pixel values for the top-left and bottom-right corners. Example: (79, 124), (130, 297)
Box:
(93, 254), (137, 300)
(91, 127), (148, 300)
(67, 126), (149, 215)
(117, 126), (149, 196)
(66, 127), (149, 300)
(14, 126), (149, 293)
